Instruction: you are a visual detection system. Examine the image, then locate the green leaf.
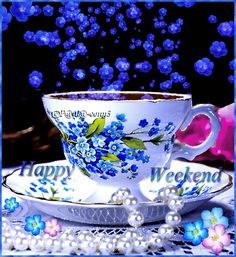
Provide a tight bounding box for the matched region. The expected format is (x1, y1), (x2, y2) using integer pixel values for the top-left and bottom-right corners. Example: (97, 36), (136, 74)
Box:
(121, 137), (147, 150)
(50, 187), (57, 195)
(86, 118), (105, 137)
(50, 197), (60, 201)
(101, 153), (121, 162)
(150, 134), (164, 146)
(80, 168), (91, 177)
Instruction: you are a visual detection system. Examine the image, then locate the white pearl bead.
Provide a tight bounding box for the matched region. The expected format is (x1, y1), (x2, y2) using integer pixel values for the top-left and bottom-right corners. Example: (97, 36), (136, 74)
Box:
(165, 211), (181, 227)
(133, 236), (148, 253)
(154, 187), (166, 201)
(80, 241), (98, 254)
(128, 211), (144, 228)
(61, 239), (78, 254)
(158, 224), (174, 239)
(60, 229), (74, 241)
(77, 230), (94, 242)
(29, 236), (45, 252)
(94, 233), (105, 243)
(14, 236), (29, 251)
(148, 233), (164, 251)
(163, 185), (178, 199)
(116, 187), (131, 198)
(168, 195), (184, 211)
(44, 238), (61, 252)
(110, 192), (123, 204)
(116, 237), (133, 254)
(123, 228), (140, 239)
(99, 240), (115, 255)
(2, 235), (13, 250)
(123, 195), (139, 211)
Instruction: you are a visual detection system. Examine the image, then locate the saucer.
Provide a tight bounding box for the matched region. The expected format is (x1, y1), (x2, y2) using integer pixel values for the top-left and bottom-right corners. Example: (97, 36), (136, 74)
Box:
(2, 160), (232, 225)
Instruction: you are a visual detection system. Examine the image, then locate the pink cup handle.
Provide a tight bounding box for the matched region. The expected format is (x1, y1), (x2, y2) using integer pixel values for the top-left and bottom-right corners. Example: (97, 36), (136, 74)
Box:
(169, 104), (221, 162)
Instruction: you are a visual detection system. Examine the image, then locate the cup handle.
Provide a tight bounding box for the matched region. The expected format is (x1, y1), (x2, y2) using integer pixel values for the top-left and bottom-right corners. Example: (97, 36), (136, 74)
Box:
(169, 104), (221, 163)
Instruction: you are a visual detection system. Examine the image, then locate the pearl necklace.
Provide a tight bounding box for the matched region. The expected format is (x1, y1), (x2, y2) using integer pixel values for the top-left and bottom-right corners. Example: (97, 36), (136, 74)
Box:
(3, 185), (184, 255)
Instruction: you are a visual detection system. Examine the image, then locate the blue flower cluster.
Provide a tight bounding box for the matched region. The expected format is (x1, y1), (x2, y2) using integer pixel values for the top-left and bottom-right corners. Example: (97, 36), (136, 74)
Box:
(194, 58), (214, 76)
(210, 41), (228, 58)
(58, 113), (174, 180)
(157, 58), (172, 75)
(24, 30), (61, 48)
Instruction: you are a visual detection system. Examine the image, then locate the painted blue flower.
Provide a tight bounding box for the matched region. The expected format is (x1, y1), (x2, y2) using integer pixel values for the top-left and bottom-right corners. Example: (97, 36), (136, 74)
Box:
(75, 158), (86, 169)
(97, 160), (112, 172)
(217, 21), (233, 37)
(87, 164), (101, 174)
(139, 61), (152, 73)
(201, 207), (229, 228)
(148, 127), (159, 137)
(38, 187), (49, 193)
(91, 135), (106, 148)
(73, 69), (86, 81)
(116, 114), (127, 122)
(4, 197), (19, 213)
(183, 220), (208, 246)
(108, 141), (122, 155)
(110, 130), (125, 140)
(154, 118), (161, 126)
(194, 58), (214, 76)
(29, 71), (43, 88)
(99, 63), (114, 80)
(38, 179), (47, 185)
(115, 57), (130, 71)
(76, 137), (89, 153)
(157, 58), (172, 75)
(2, 6), (12, 31)
(143, 40), (153, 51)
(76, 42), (87, 55)
(10, 1), (34, 22)
(130, 164), (138, 172)
(83, 148), (96, 162)
(139, 119), (148, 127)
(106, 168), (118, 177)
(125, 148), (136, 160)
(24, 214), (45, 236)
(65, 26), (75, 36)
(111, 121), (124, 130)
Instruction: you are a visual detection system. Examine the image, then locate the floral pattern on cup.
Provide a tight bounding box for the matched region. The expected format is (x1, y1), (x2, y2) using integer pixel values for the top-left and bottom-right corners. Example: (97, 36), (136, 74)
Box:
(54, 113), (175, 180)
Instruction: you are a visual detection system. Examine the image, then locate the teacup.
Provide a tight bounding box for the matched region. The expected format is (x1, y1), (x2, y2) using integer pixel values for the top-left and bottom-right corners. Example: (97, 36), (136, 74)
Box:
(42, 91), (221, 201)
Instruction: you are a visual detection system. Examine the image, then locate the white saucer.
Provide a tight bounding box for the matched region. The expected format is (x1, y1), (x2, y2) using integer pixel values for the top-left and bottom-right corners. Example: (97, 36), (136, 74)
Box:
(2, 160), (232, 225)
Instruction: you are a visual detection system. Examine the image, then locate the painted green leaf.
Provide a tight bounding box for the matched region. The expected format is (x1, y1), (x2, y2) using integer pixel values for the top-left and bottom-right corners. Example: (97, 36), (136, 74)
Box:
(101, 153), (121, 162)
(50, 186), (57, 195)
(50, 197), (60, 201)
(86, 118), (105, 137)
(121, 137), (147, 150)
(150, 134), (164, 146)
(80, 168), (91, 177)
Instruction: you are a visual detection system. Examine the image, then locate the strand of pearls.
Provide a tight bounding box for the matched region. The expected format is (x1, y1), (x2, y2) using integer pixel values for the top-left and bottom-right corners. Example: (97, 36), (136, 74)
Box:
(3, 185), (184, 255)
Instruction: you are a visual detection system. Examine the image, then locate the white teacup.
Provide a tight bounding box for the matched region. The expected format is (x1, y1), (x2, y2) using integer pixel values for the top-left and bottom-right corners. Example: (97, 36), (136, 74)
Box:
(42, 91), (221, 201)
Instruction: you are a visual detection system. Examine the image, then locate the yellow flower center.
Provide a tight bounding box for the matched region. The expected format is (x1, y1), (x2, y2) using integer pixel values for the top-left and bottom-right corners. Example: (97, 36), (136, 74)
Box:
(32, 223), (37, 227)
(50, 225), (55, 229)
(211, 218), (216, 225)
(213, 235), (219, 241)
(9, 202), (13, 207)
(193, 230), (198, 235)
